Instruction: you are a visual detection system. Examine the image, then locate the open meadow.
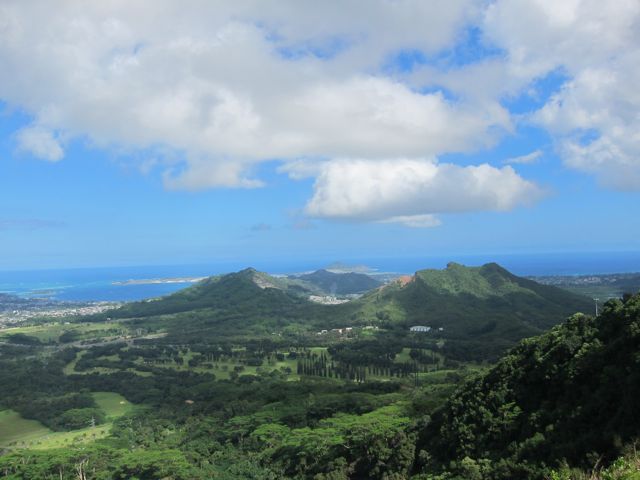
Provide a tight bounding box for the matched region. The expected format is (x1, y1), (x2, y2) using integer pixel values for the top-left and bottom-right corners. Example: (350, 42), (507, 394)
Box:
(0, 392), (132, 451)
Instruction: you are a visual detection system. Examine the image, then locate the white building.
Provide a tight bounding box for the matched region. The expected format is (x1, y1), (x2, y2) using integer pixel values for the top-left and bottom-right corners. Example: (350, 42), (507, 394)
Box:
(410, 325), (431, 333)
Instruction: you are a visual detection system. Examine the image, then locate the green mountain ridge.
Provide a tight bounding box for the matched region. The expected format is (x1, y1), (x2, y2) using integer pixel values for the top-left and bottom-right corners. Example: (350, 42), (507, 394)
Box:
(97, 267), (320, 341)
(350, 262), (592, 359)
(90, 263), (591, 360)
(106, 267), (307, 318)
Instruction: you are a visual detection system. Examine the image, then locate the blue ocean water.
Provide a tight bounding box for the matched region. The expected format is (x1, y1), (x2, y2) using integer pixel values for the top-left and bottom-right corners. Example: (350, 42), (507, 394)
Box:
(0, 264), (221, 302)
(1, 251), (639, 302)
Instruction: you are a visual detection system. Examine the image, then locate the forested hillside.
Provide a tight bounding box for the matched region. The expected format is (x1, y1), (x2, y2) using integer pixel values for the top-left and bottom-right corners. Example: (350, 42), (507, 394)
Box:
(351, 262), (592, 361)
(415, 293), (640, 479)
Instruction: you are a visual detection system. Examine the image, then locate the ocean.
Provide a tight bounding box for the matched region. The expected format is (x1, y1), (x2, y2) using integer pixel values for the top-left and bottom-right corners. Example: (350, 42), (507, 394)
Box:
(1, 251), (639, 302)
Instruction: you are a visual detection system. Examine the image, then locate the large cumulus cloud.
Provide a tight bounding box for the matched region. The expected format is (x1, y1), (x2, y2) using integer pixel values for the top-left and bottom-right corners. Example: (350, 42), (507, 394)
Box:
(0, 0), (636, 225)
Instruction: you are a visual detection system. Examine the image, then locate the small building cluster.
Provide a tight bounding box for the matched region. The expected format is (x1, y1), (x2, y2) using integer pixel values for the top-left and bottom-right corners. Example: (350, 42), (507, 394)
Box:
(410, 325), (431, 333)
(316, 326), (354, 335)
(308, 295), (350, 305)
(409, 325), (445, 333)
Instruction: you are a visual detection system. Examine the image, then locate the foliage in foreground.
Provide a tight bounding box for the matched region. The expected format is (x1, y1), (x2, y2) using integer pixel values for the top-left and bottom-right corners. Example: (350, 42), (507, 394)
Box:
(416, 293), (640, 479)
(550, 445), (640, 480)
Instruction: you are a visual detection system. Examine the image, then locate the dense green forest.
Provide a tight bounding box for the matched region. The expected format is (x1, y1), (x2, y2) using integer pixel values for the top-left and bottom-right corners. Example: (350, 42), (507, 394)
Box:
(415, 292), (640, 479)
(0, 266), (637, 479)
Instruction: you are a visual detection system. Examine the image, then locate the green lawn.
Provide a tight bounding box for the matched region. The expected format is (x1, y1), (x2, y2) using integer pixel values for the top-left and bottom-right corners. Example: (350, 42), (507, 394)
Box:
(308, 346), (329, 355)
(394, 347), (413, 363)
(28, 424), (113, 450)
(63, 349), (86, 374)
(129, 348), (300, 380)
(0, 410), (52, 447)
(157, 358), (299, 380)
(93, 392), (132, 419)
(0, 321), (126, 343)
(0, 392), (133, 451)
(64, 350), (152, 377)
(394, 347), (444, 365)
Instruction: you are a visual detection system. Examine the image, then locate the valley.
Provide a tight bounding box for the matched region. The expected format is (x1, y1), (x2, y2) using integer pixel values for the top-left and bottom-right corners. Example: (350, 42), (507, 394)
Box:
(1, 263), (633, 479)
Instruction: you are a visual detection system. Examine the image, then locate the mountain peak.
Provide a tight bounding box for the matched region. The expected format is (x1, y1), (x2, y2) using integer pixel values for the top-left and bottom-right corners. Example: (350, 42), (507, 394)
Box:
(238, 267), (258, 275)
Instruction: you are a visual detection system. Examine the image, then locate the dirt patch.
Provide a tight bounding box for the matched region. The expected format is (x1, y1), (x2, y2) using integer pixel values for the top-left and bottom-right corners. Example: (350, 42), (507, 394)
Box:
(396, 275), (414, 286)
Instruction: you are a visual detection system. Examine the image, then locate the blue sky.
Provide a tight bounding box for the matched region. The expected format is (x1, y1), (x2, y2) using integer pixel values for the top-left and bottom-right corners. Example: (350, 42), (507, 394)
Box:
(0, 1), (638, 271)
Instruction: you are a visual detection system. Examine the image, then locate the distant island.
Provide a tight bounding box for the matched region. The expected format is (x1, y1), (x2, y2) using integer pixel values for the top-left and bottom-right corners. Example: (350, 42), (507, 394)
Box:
(112, 276), (207, 286)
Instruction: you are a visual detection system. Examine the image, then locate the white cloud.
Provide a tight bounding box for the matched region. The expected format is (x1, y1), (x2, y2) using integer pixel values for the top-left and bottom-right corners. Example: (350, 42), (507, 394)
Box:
(0, 0), (489, 188)
(483, 0), (638, 75)
(561, 134), (640, 190)
(379, 214), (442, 228)
(482, 0), (640, 188)
(305, 158), (543, 223)
(504, 150), (542, 165)
(15, 126), (63, 162)
(403, 0), (640, 190)
(2, 0), (636, 224)
(278, 160), (325, 180)
(532, 57), (640, 189)
(163, 158), (264, 190)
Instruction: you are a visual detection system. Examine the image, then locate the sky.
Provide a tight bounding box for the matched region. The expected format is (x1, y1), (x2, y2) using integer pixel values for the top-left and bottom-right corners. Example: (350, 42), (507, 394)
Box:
(0, 0), (639, 271)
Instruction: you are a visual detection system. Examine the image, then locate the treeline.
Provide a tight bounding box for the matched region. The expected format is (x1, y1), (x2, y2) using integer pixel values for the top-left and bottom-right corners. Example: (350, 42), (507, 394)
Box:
(12, 392), (104, 431)
(297, 356), (423, 381)
(296, 356), (369, 382)
(72, 341), (303, 373)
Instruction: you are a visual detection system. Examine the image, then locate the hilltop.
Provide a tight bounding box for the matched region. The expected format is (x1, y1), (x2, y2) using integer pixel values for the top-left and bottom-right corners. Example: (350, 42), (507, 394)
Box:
(348, 262), (592, 359)
(95, 267), (324, 340)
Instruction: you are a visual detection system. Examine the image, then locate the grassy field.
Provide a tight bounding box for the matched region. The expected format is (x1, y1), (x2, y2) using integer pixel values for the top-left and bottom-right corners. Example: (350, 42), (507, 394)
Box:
(61, 343), (455, 385)
(393, 347), (413, 363)
(0, 392), (133, 450)
(308, 346), (329, 355)
(394, 347), (444, 365)
(64, 350), (152, 377)
(0, 410), (52, 447)
(125, 347), (301, 380)
(28, 424), (113, 450)
(63, 349), (86, 374)
(143, 356), (300, 380)
(0, 410), (111, 450)
(93, 391), (133, 419)
(0, 321), (126, 343)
